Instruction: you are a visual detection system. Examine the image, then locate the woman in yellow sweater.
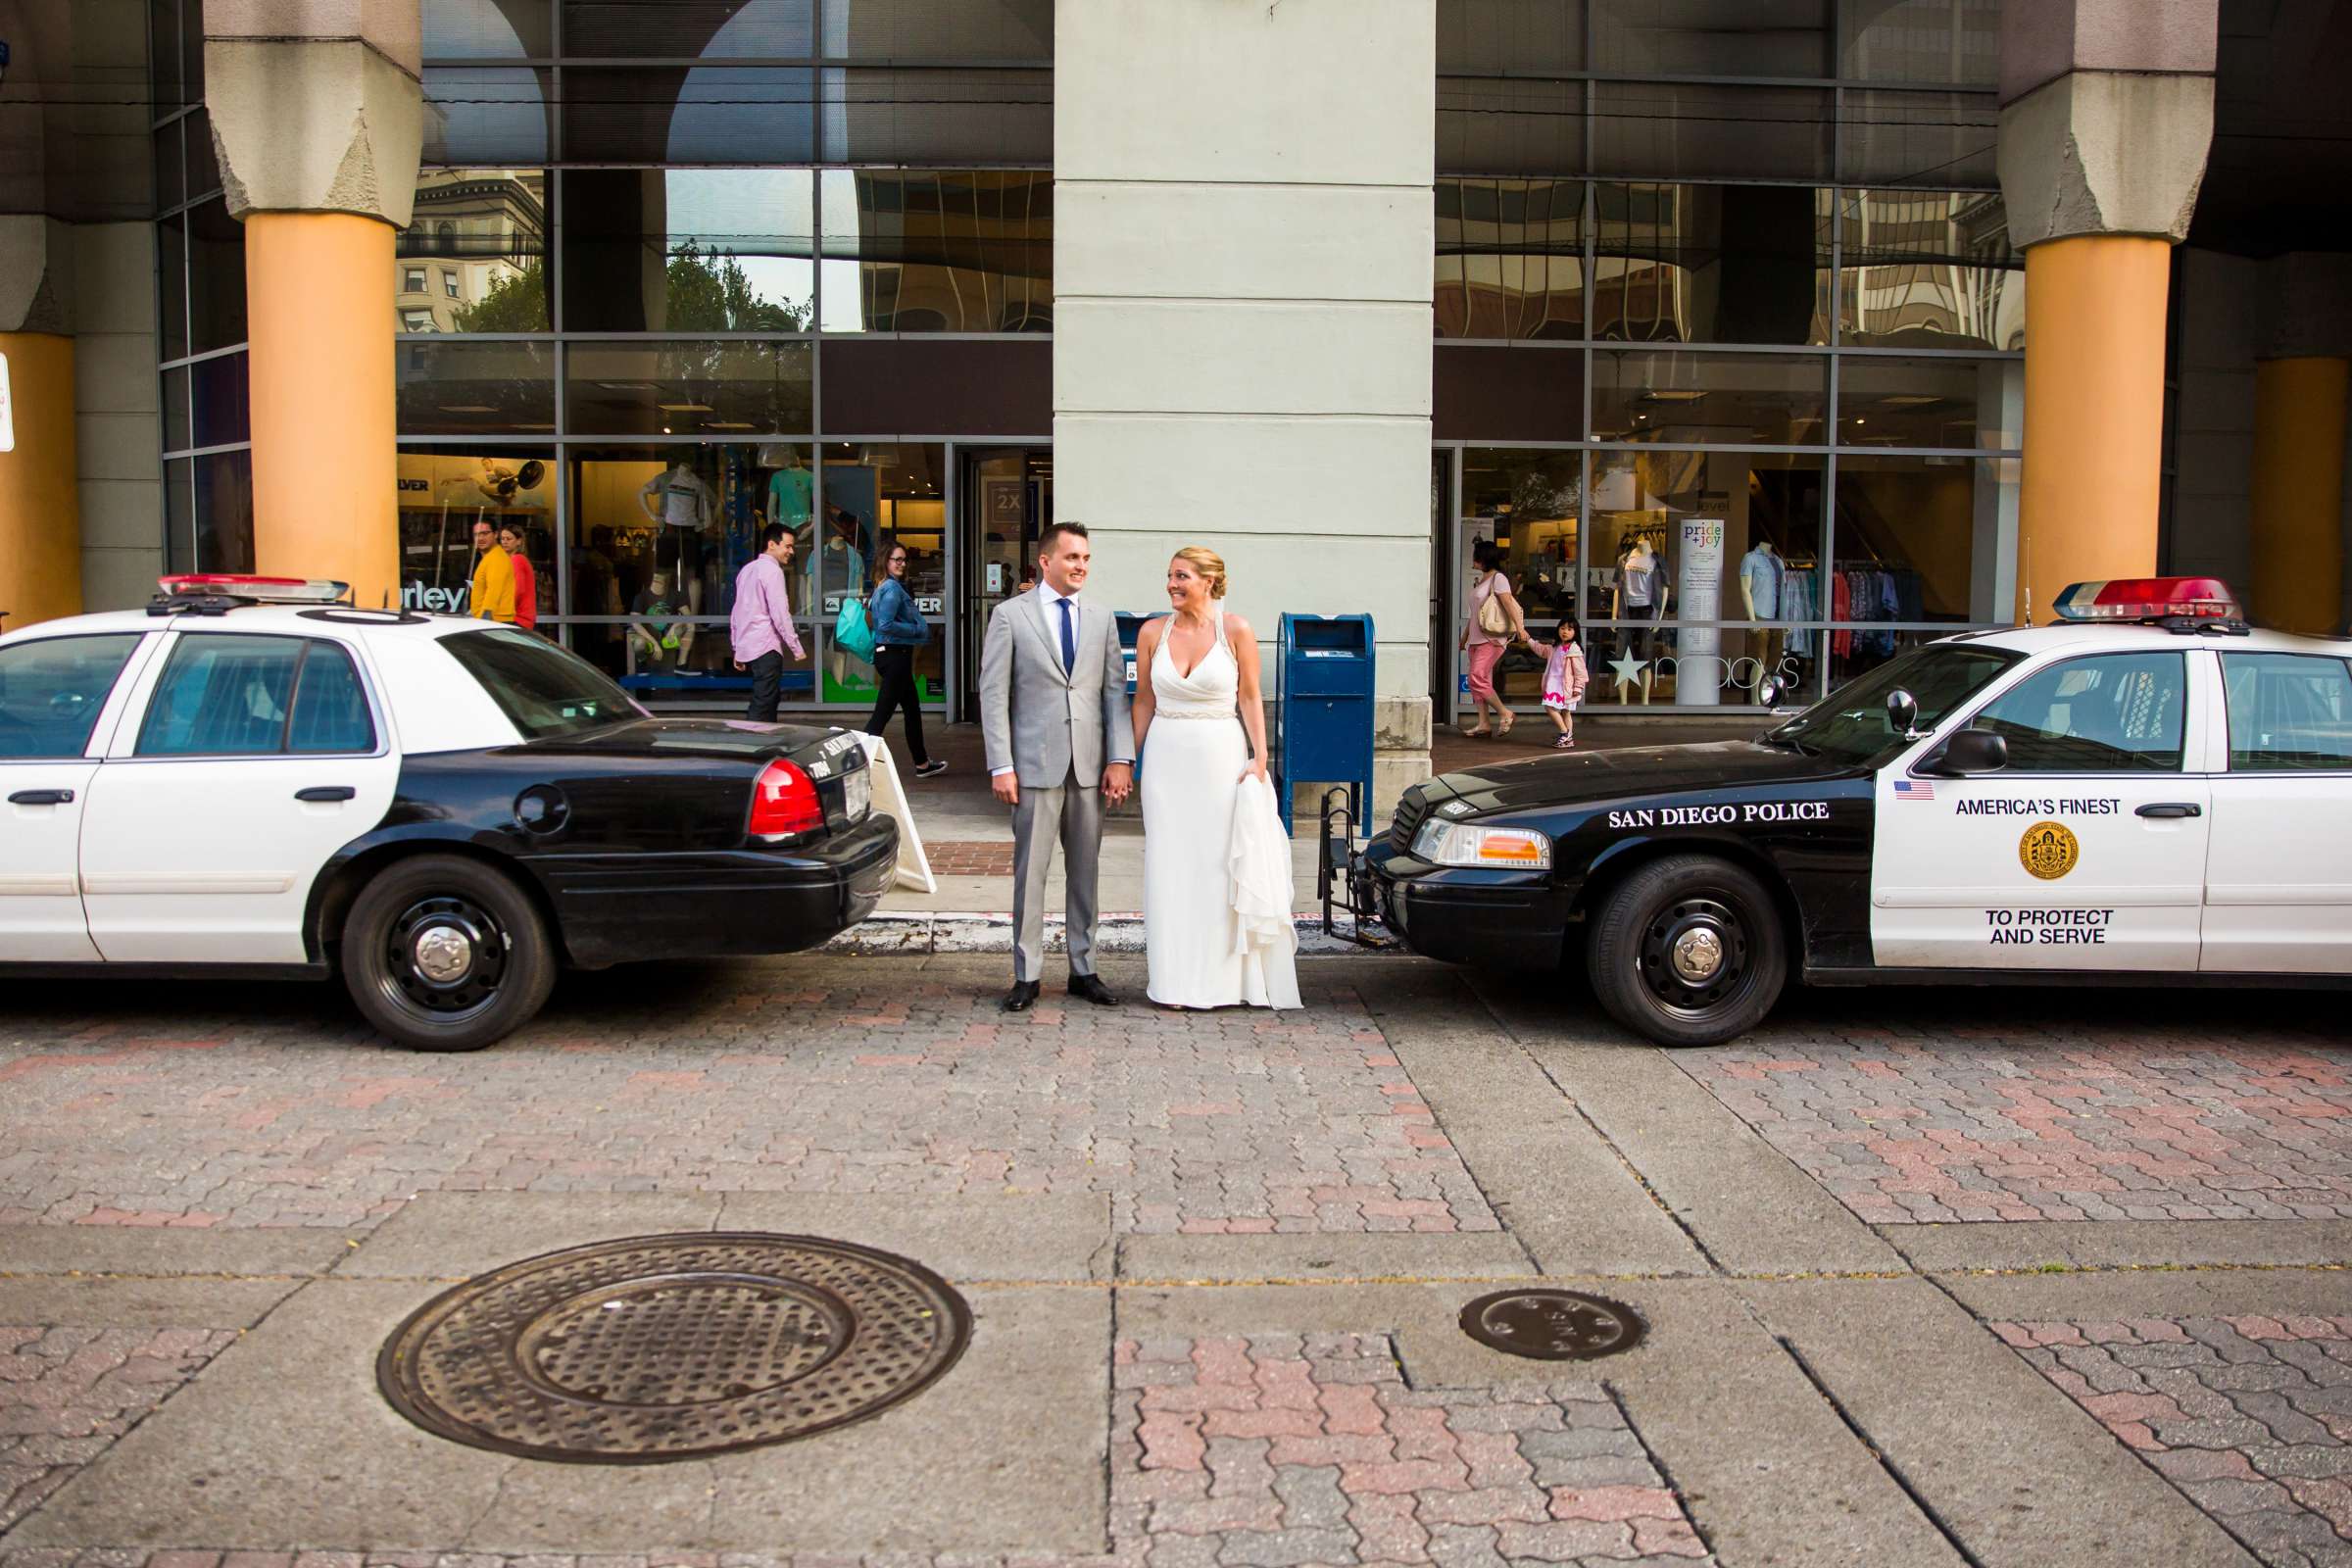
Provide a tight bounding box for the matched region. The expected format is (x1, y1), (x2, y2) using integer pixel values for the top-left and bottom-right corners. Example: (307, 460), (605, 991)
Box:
(468, 517), (515, 623)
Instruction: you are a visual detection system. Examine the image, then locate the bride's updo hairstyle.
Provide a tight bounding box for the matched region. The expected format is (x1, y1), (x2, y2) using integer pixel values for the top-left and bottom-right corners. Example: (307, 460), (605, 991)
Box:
(1173, 546), (1228, 601)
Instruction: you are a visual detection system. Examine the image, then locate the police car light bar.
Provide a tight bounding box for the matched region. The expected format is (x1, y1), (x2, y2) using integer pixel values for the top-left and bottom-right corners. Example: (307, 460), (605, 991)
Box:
(2050, 577), (2239, 623)
(158, 574), (351, 604)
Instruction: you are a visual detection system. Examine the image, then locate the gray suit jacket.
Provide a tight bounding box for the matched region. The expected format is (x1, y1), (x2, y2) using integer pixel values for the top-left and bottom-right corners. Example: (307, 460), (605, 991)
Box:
(979, 591), (1137, 788)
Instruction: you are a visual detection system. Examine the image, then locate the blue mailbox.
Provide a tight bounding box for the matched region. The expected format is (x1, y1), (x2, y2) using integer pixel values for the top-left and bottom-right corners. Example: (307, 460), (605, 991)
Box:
(1275, 612), (1374, 833)
(1114, 610), (1168, 699)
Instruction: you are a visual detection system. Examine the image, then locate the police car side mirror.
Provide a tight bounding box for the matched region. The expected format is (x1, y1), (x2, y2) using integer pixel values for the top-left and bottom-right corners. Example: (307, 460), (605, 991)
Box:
(1886, 689), (1919, 735)
(1922, 729), (2009, 776)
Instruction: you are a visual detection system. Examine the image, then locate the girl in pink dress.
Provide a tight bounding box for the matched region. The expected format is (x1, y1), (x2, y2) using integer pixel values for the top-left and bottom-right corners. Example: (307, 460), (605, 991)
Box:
(1532, 621), (1589, 749)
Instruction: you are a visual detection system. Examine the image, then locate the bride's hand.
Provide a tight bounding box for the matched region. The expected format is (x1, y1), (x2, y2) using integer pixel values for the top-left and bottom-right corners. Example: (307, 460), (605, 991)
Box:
(1239, 758), (1268, 784)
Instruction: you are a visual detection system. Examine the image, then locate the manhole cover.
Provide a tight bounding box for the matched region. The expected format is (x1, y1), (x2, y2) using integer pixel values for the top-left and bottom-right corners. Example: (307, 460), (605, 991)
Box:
(376, 1232), (970, 1463)
(1458, 1289), (1646, 1361)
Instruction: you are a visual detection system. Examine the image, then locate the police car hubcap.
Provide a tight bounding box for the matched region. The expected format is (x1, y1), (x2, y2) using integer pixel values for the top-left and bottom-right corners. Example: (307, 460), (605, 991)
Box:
(413, 925), (474, 984)
(1639, 897), (1747, 1012)
(385, 896), (508, 1018)
(1670, 927), (1724, 983)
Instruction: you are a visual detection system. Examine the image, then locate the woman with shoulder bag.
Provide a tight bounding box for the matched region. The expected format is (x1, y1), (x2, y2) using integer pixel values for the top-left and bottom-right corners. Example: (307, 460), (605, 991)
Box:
(1459, 539), (1533, 738)
(865, 543), (947, 778)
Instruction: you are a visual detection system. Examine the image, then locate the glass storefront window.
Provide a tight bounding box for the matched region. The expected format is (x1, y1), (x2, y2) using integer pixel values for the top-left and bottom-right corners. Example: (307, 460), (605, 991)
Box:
(820, 69), (1054, 166)
(398, 170), (548, 334)
(187, 109), (220, 202)
(1840, 89), (1998, 187)
(1457, 449), (1583, 710)
(563, 341), (814, 437)
(191, 352), (250, 450)
(561, 171), (814, 333)
(1837, 0), (1999, 87)
(1592, 83), (1832, 183)
(160, 214), (188, 363)
(1592, 0), (1829, 76)
(1591, 184), (1832, 346)
(825, 0), (1052, 58)
(188, 198), (246, 356)
(817, 171), (1054, 333)
(1838, 190), (2021, 349)
(422, 0), (551, 59)
(561, 67), (817, 165)
(193, 448), (255, 575)
(1439, 0), (1585, 74)
(1592, 350), (1828, 444)
(1437, 75), (1585, 179)
(562, 0), (812, 57)
(420, 68), (553, 166)
(155, 120), (184, 213)
(814, 443), (948, 706)
(1837, 355), (2020, 450)
(397, 447), (557, 617)
(397, 339), (558, 435)
(1831, 453), (2015, 625)
(1436, 179), (1585, 341)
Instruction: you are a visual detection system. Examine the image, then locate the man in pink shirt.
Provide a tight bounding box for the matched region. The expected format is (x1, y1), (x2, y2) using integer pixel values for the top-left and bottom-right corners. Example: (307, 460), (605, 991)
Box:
(730, 522), (807, 721)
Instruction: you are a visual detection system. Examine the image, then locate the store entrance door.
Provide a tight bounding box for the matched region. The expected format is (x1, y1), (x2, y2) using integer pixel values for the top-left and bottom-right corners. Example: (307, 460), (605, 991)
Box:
(956, 447), (1052, 720)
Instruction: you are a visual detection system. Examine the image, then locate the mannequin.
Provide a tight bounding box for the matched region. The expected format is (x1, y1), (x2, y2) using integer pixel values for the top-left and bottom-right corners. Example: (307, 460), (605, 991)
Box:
(1611, 533), (1668, 704)
(1739, 540), (1786, 705)
(639, 459), (714, 655)
(630, 569), (691, 669)
(767, 449), (813, 532)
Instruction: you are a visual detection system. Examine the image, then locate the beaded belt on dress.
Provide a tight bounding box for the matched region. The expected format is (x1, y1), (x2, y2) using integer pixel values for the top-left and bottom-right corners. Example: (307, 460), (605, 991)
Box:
(1157, 706), (1238, 720)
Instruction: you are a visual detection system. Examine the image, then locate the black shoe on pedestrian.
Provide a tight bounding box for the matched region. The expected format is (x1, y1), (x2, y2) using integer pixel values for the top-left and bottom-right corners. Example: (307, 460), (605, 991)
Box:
(1067, 973), (1119, 1006)
(913, 760), (949, 778)
(1002, 979), (1041, 1012)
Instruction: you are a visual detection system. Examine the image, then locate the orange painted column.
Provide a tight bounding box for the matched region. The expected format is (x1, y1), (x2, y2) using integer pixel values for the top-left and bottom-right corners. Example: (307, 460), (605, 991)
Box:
(2248, 356), (2351, 636)
(244, 212), (400, 609)
(0, 332), (82, 630)
(2016, 234), (2173, 624)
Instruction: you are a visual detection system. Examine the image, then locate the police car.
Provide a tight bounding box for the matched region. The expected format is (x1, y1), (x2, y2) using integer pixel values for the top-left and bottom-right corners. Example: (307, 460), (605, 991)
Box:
(1328, 578), (2352, 1046)
(0, 576), (897, 1052)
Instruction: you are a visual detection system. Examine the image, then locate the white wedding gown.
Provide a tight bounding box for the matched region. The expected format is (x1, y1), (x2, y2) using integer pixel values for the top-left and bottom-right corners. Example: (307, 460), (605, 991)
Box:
(1142, 608), (1302, 1010)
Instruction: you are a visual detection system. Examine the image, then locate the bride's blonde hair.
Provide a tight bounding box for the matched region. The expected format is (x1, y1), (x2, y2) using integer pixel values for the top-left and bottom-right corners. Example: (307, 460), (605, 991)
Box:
(1172, 546), (1228, 600)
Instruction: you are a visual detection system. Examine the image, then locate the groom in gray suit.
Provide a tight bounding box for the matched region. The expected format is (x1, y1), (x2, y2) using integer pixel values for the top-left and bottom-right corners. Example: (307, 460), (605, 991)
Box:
(980, 521), (1135, 1012)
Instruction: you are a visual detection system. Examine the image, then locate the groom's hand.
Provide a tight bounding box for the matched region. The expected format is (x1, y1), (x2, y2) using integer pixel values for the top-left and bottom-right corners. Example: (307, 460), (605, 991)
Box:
(992, 771), (1020, 807)
(1102, 761), (1133, 804)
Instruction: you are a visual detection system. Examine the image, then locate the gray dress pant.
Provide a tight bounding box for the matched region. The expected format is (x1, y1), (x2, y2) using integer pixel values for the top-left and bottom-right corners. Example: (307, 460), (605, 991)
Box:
(1010, 768), (1103, 983)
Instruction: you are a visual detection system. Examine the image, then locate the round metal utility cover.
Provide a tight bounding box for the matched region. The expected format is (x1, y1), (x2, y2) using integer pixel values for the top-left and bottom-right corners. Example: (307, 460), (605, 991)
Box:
(376, 1232), (970, 1463)
(1458, 1289), (1646, 1361)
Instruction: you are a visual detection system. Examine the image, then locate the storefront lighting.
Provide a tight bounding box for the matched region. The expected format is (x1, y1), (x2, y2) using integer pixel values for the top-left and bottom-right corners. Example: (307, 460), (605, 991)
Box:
(439, 404), (497, 414)
(1641, 390), (1706, 403)
(657, 402), (714, 413)
(706, 420), (756, 430)
(1879, 394), (1939, 407)
(595, 381), (656, 391)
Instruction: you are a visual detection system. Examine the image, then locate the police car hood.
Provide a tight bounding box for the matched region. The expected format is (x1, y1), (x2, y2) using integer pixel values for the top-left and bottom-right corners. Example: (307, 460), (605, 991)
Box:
(1420, 740), (1866, 817)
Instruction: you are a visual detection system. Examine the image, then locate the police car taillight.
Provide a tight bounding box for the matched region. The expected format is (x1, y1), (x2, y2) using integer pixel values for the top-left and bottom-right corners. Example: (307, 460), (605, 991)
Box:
(749, 759), (824, 839)
(158, 574), (350, 604)
(2051, 577), (2239, 622)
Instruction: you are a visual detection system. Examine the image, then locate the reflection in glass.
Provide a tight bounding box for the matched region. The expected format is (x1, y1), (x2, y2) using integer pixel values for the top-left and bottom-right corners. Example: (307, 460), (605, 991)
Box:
(1838, 190), (2021, 349)
(423, 0), (552, 58)
(397, 340), (557, 435)
(1593, 82), (1830, 183)
(164, 367), (191, 455)
(1592, 0), (1829, 76)
(813, 444), (949, 705)
(825, 0), (1053, 60)
(1457, 450), (1582, 711)
(562, 0), (811, 57)
(1437, 76), (1584, 178)
(1838, 0), (1999, 87)
(160, 214), (188, 362)
(1837, 356), (2019, 450)
(562, 171), (813, 333)
(563, 341), (814, 437)
(194, 448), (255, 574)
(187, 110), (220, 200)
(1437, 180), (1584, 340)
(821, 69), (1054, 166)
(1592, 184), (1832, 345)
(561, 67), (816, 164)
(1841, 89), (1997, 186)
(819, 172), (1053, 333)
(1439, 0), (1585, 73)
(397, 447), (557, 616)
(166, 459), (194, 574)
(189, 199), (247, 355)
(398, 170), (548, 333)
(191, 353), (250, 450)
(1832, 454), (2016, 625)
(1592, 351), (1828, 444)
(420, 68), (553, 165)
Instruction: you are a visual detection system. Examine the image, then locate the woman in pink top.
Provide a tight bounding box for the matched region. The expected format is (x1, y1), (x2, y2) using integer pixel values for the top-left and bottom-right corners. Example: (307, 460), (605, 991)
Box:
(1459, 539), (1531, 738)
(498, 522), (539, 631)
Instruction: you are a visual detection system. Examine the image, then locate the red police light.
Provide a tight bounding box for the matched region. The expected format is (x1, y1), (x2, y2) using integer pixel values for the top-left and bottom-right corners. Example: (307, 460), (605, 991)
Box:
(2051, 577), (2240, 622)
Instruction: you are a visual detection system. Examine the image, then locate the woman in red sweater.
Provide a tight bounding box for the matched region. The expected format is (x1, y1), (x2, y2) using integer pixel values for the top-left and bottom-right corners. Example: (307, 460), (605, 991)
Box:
(498, 522), (540, 631)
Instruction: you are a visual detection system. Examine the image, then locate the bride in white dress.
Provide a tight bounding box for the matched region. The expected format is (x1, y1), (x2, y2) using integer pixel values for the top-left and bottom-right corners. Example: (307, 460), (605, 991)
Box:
(1132, 548), (1302, 1010)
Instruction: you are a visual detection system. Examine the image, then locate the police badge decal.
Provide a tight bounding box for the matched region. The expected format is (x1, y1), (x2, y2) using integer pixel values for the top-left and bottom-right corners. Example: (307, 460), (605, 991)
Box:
(2019, 820), (2080, 881)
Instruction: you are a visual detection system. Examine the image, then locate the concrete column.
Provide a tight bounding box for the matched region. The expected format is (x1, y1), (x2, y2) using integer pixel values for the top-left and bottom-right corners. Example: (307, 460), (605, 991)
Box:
(0, 219), (82, 628)
(1055, 0), (1437, 808)
(1996, 0), (2217, 623)
(2246, 253), (2352, 635)
(205, 0), (424, 608)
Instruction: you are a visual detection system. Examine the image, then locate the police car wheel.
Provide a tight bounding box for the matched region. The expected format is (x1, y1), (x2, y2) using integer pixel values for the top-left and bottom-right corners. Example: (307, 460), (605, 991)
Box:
(341, 855), (556, 1053)
(1588, 855), (1785, 1047)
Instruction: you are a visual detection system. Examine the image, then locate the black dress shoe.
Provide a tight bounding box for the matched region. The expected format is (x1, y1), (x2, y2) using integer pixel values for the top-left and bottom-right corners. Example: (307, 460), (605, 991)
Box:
(1067, 973), (1119, 1006)
(1002, 980), (1041, 1012)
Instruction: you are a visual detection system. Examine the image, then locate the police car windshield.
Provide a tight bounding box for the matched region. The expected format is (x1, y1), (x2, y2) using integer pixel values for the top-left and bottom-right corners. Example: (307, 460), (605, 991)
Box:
(1765, 644), (2020, 762)
(443, 627), (646, 740)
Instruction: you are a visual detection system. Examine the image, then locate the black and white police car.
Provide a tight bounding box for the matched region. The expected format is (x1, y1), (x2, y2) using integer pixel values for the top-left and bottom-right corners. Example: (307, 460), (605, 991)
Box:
(1329, 577), (2352, 1046)
(0, 575), (897, 1052)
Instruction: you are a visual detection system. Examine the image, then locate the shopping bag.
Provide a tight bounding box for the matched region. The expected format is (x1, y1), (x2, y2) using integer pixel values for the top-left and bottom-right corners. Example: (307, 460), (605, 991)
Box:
(834, 597), (876, 662)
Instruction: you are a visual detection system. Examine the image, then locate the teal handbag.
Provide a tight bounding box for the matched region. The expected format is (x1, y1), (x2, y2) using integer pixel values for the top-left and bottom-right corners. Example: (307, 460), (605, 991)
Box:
(834, 597), (876, 662)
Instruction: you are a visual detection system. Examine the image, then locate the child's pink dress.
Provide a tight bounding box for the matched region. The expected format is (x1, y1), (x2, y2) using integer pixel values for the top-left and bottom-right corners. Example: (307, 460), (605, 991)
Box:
(1541, 640), (1589, 711)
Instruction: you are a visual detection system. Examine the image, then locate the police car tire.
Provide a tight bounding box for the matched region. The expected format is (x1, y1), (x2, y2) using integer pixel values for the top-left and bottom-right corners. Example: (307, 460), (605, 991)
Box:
(340, 855), (556, 1053)
(1587, 855), (1786, 1048)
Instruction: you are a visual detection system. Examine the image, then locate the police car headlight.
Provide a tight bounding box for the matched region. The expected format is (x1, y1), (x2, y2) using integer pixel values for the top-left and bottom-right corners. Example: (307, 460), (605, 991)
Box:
(1410, 820), (1551, 870)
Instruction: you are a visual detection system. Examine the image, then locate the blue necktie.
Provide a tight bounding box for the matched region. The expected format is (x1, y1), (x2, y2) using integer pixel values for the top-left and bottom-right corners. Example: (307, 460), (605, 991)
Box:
(1057, 597), (1076, 672)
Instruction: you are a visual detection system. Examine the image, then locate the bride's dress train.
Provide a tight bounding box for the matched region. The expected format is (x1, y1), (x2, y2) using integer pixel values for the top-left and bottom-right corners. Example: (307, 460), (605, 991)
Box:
(1142, 606), (1301, 1009)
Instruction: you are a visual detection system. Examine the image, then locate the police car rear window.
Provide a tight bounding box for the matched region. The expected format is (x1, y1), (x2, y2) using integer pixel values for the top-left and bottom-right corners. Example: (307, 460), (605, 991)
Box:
(443, 627), (644, 740)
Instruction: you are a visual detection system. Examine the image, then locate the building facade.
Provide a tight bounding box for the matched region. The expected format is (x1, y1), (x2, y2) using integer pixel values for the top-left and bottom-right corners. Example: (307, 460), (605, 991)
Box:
(5, 0), (2346, 806)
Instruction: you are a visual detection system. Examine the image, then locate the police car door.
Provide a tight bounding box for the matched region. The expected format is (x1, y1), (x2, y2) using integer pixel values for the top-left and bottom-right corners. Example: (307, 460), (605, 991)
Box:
(79, 629), (401, 964)
(2202, 648), (2352, 973)
(1872, 649), (2212, 969)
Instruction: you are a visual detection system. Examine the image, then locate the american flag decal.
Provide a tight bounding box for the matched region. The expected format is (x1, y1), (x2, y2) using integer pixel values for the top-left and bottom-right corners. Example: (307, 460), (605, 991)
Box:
(1893, 780), (1935, 802)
